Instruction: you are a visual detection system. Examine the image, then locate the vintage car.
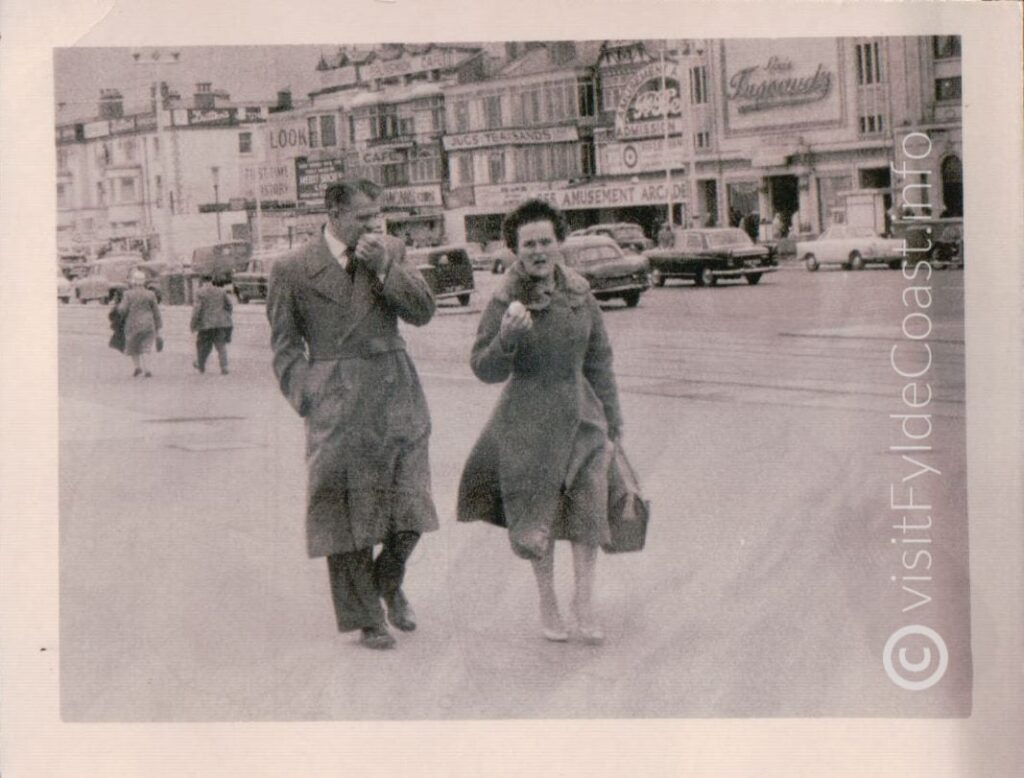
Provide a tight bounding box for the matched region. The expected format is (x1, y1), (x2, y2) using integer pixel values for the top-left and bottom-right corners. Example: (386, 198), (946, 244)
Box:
(485, 242), (518, 274)
(408, 245), (475, 306)
(231, 250), (292, 303)
(644, 227), (777, 286)
(797, 224), (907, 271)
(895, 219), (964, 269)
(190, 240), (252, 281)
(59, 252), (91, 280)
(572, 222), (653, 253)
(57, 271), (72, 304)
(71, 255), (165, 304)
(560, 235), (650, 307)
(450, 242), (491, 271)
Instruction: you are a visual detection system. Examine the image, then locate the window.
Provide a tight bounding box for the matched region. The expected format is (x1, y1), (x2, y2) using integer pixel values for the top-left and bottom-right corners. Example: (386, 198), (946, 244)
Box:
(118, 176), (137, 203)
(98, 143), (111, 167)
(695, 131), (711, 149)
(431, 104), (445, 132)
(245, 106), (262, 120)
(933, 36), (961, 59)
(57, 183), (71, 209)
(580, 138), (596, 177)
(410, 156), (442, 183)
(858, 114), (884, 134)
(456, 154), (474, 186)
(96, 181), (106, 206)
(320, 115), (337, 146)
(941, 155), (962, 217)
(308, 116), (319, 148)
(155, 175), (163, 207)
(370, 105), (400, 140)
(398, 117), (414, 137)
(238, 131), (253, 154)
(57, 148), (70, 172)
(577, 78), (596, 117)
(935, 77), (962, 102)
(382, 163), (408, 187)
(453, 100), (470, 133)
(855, 41), (883, 85)
(523, 90), (542, 125)
(690, 66), (708, 104)
(483, 95), (503, 129)
(122, 139), (136, 162)
(487, 150), (505, 183)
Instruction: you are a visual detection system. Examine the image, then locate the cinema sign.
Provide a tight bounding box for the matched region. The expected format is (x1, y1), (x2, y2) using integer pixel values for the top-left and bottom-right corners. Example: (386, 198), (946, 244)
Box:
(614, 62), (685, 140)
(722, 39), (842, 135)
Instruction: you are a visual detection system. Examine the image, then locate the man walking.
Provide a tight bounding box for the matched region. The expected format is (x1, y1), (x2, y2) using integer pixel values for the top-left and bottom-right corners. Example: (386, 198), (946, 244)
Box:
(191, 274), (233, 375)
(267, 179), (438, 650)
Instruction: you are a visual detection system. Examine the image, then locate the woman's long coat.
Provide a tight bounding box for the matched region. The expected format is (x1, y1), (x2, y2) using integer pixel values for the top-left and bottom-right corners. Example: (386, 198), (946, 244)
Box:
(267, 232), (439, 557)
(116, 287), (161, 354)
(456, 262), (623, 550)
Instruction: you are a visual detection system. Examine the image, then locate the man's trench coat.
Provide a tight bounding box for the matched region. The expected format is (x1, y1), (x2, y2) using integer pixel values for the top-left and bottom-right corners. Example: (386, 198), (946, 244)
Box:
(267, 231), (439, 557)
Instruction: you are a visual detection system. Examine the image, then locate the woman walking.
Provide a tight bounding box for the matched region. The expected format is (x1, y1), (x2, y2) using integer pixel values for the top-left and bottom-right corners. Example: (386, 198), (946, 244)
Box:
(457, 199), (625, 645)
(116, 268), (162, 378)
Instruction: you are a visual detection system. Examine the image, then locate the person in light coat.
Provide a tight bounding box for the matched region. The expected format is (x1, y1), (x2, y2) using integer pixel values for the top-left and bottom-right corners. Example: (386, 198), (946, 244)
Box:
(116, 268), (162, 378)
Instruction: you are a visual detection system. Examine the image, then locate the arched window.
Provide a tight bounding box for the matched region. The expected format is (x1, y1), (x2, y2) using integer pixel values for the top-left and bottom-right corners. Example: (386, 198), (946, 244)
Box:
(940, 155), (962, 217)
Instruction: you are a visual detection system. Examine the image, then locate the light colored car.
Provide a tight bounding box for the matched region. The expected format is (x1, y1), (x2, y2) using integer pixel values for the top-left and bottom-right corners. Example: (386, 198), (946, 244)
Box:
(57, 271), (72, 304)
(797, 225), (906, 271)
(71, 255), (164, 304)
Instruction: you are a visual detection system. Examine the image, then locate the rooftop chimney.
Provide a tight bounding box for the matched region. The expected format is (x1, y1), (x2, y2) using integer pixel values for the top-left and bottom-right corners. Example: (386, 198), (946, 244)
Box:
(99, 89), (124, 119)
(275, 89), (293, 112)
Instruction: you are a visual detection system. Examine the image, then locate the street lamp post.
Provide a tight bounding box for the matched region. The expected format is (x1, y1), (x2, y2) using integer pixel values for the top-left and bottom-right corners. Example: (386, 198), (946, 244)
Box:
(661, 40), (673, 229)
(211, 166), (222, 240)
(133, 49), (181, 265)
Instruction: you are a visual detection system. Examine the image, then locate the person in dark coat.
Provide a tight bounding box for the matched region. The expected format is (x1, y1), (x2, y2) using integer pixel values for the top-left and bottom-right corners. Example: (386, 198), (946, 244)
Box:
(116, 268), (162, 378)
(267, 179), (439, 651)
(190, 274), (234, 374)
(457, 199), (624, 646)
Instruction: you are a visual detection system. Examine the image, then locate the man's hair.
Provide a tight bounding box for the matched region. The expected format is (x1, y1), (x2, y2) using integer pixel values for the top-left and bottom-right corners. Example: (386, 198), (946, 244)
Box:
(501, 198), (567, 250)
(324, 179), (382, 213)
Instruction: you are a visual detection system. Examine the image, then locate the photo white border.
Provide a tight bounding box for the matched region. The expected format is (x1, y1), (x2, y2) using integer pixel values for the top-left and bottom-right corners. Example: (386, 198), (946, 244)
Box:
(2, 1), (1021, 774)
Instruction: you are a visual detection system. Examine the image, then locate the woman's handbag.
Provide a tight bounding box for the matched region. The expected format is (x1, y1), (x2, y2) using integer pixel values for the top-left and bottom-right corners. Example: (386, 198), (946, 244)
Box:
(602, 442), (650, 553)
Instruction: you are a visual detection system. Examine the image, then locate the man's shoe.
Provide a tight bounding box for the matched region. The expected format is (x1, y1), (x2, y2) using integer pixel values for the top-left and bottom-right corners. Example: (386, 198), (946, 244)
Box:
(384, 590), (417, 632)
(193, 361), (205, 374)
(359, 625), (396, 650)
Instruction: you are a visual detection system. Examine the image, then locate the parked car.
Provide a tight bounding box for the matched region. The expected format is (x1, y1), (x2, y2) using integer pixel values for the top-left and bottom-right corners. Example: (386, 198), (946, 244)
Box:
(231, 249), (292, 303)
(408, 245), (475, 306)
(485, 242), (517, 274)
(59, 252), (90, 280)
(798, 224), (906, 271)
(560, 235), (650, 307)
(449, 242), (490, 271)
(71, 255), (165, 304)
(574, 222), (653, 253)
(57, 271), (72, 304)
(644, 227), (777, 287)
(190, 240), (252, 281)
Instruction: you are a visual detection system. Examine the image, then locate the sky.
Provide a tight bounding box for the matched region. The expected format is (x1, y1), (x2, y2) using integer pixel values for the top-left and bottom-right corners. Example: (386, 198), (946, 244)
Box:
(54, 45), (334, 122)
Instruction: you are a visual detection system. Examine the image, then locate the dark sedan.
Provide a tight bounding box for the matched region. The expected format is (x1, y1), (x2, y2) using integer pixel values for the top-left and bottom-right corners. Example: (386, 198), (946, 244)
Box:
(408, 245), (475, 306)
(645, 227), (777, 287)
(561, 235), (650, 307)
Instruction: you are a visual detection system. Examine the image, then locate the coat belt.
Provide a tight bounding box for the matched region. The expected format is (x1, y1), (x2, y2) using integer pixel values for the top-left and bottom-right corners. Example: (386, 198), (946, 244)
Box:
(308, 334), (407, 361)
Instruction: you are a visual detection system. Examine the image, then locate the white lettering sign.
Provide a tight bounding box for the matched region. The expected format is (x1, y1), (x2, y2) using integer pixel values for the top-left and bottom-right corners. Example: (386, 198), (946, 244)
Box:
(443, 125), (579, 152)
(379, 184), (442, 209)
(615, 62), (686, 140)
(476, 179), (688, 211)
(599, 137), (687, 176)
(266, 123), (309, 152)
(240, 161), (297, 201)
(360, 50), (452, 82)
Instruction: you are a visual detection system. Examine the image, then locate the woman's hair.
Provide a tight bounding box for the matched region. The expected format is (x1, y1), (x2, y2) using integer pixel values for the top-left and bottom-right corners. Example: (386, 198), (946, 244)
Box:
(502, 199), (567, 250)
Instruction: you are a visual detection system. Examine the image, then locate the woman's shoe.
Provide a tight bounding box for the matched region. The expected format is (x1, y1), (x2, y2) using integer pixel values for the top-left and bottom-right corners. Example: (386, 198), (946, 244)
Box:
(542, 626), (569, 642)
(132, 368), (143, 377)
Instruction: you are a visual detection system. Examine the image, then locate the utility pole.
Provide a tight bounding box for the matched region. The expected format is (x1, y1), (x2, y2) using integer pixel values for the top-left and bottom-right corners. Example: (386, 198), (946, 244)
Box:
(133, 49), (181, 265)
(211, 166), (222, 240)
(661, 40), (673, 228)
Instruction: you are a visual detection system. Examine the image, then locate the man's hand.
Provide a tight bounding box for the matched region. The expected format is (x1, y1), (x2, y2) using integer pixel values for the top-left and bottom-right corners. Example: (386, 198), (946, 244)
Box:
(354, 233), (390, 275)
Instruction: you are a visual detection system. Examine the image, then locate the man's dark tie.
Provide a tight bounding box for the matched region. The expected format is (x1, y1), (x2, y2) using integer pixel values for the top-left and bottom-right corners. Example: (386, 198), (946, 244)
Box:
(344, 246), (357, 278)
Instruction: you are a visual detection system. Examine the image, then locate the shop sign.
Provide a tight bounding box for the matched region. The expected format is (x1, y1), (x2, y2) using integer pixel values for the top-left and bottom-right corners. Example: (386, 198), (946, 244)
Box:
(379, 184), (442, 209)
(296, 157), (346, 201)
(241, 161), (297, 201)
(360, 50), (452, 82)
(360, 147), (407, 165)
(109, 117), (136, 135)
(477, 179), (687, 211)
(722, 39), (841, 134)
(267, 121), (310, 153)
(598, 136), (687, 175)
(187, 108), (237, 126)
(443, 125), (579, 152)
(83, 120), (110, 139)
(135, 115), (157, 132)
(614, 62), (685, 140)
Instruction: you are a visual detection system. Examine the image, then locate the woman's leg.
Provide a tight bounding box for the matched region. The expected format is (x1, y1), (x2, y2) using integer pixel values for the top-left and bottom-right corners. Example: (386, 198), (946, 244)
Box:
(530, 542), (567, 641)
(130, 354), (142, 375)
(570, 542), (603, 644)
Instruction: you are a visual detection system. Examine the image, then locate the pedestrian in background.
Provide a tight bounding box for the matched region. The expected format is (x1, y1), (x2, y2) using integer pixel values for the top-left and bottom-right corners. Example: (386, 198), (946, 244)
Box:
(267, 179), (439, 651)
(191, 274), (233, 375)
(116, 268), (162, 378)
(458, 199), (625, 646)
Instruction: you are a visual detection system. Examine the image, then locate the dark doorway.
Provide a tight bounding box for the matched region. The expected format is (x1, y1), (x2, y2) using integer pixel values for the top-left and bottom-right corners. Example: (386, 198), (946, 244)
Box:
(941, 156), (962, 217)
(699, 180), (719, 226)
(859, 167), (892, 190)
(768, 175), (799, 220)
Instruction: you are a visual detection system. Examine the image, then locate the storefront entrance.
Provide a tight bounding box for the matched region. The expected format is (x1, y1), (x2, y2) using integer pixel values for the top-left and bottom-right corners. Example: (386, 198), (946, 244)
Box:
(768, 175), (799, 235)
